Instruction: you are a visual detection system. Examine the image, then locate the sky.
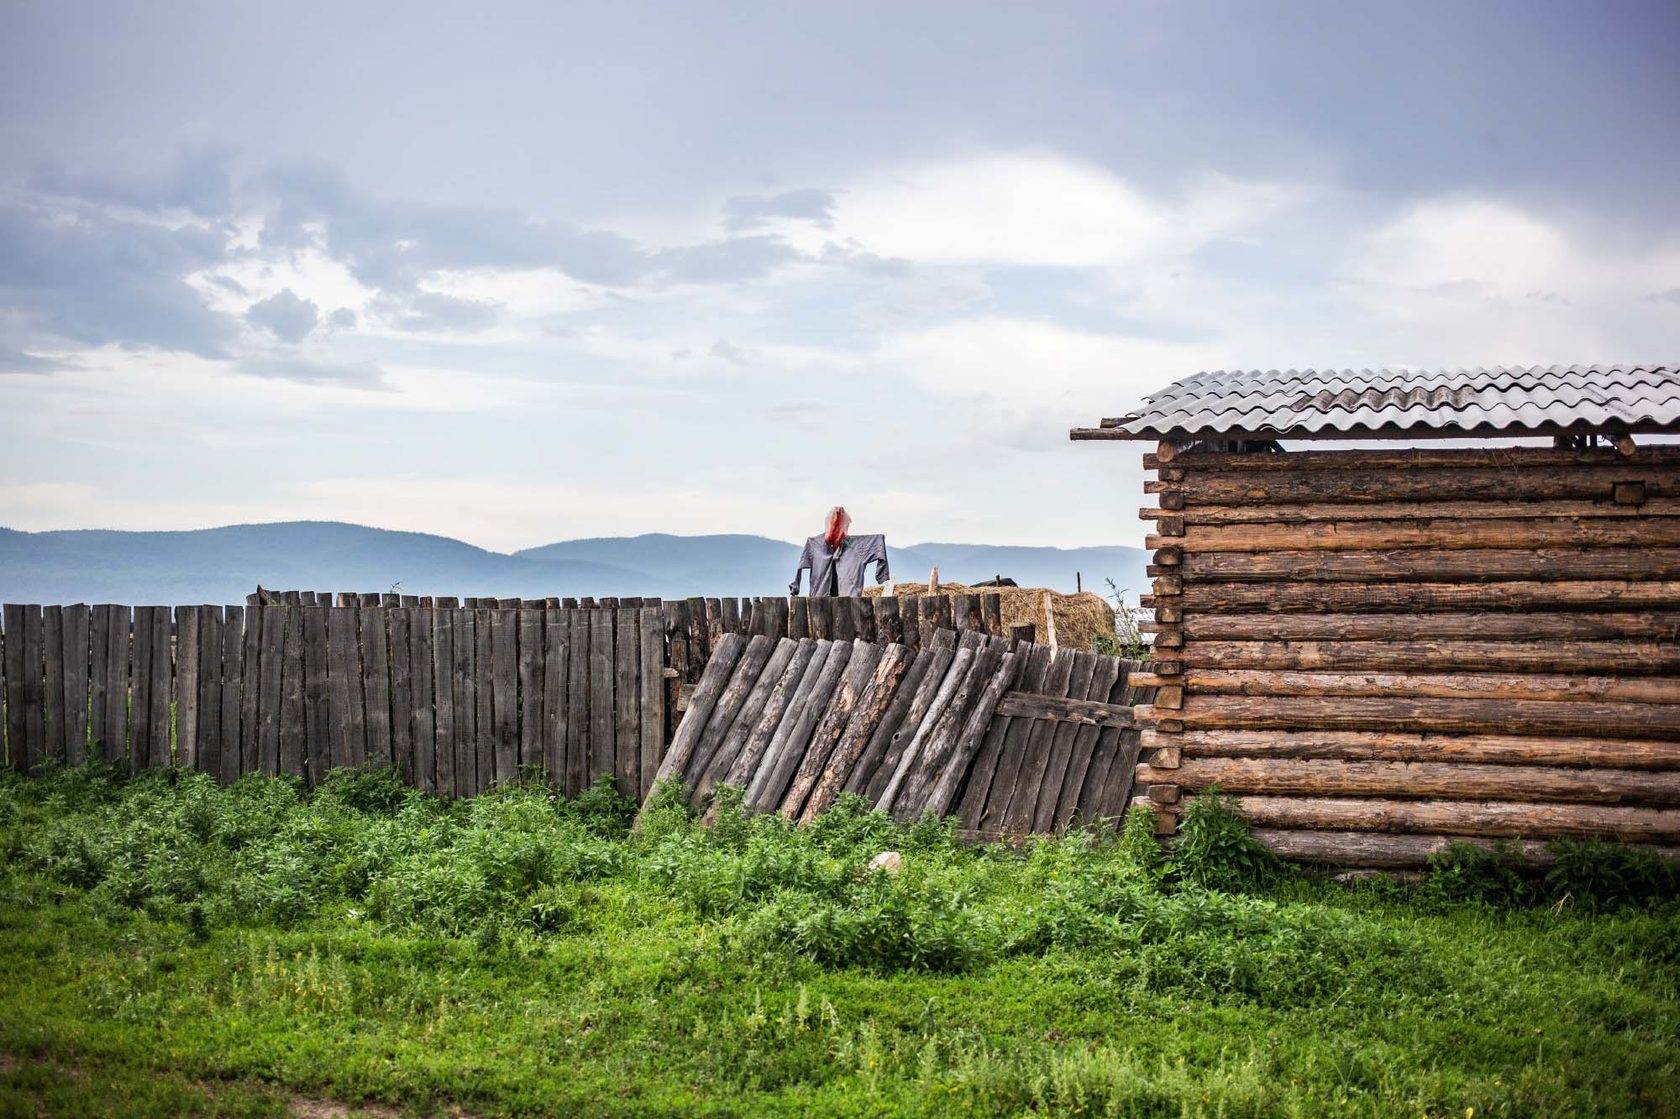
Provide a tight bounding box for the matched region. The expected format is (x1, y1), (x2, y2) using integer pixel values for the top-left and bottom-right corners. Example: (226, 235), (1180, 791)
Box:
(1, 0), (1677, 552)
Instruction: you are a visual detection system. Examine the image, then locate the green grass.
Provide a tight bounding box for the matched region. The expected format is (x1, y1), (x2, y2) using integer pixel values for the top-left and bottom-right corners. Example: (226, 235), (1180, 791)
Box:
(0, 767), (1676, 1117)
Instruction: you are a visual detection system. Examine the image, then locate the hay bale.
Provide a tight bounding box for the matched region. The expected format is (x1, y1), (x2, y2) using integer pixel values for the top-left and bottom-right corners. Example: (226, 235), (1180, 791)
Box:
(863, 581), (1115, 651)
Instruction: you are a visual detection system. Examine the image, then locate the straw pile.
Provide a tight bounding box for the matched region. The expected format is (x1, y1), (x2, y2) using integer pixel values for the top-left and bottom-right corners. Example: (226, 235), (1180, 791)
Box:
(863, 581), (1116, 651)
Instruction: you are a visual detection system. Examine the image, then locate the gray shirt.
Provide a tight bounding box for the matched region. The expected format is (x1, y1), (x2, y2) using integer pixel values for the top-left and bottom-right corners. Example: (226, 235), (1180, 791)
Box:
(789, 533), (890, 597)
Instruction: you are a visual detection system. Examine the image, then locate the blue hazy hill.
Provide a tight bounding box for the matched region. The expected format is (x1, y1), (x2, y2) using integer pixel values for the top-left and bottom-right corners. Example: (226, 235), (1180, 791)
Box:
(0, 523), (1148, 605)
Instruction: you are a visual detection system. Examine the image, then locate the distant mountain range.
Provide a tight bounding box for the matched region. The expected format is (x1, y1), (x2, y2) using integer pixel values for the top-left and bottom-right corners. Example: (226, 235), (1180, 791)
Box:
(0, 522), (1149, 606)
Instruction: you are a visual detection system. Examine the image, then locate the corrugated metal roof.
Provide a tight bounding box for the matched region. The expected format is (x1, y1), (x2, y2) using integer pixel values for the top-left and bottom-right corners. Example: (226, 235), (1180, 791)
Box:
(1073, 364), (1680, 441)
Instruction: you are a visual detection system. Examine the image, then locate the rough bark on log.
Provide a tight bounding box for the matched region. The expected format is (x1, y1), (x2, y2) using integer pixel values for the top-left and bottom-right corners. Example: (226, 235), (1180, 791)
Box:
(1178, 547), (1680, 583)
(1142, 445), (1680, 473)
(1137, 667), (1680, 705)
(1248, 828), (1680, 869)
(1169, 611), (1680, 642)
(779, 642), (882, 819)
(1149, 518), (1680, 554)
(799, 644), (913, 822)
(640, 632), (746, 812)
(1145, 695), (1680, 739)
(1213, 794), (1680, 841)
(1161, 728), (1680, 770)
(1143, 498), (1680, 524)
(1169, 580), (1680, 614)
(1163, 640), (1680, 676)
(1138, 756), (1680, 806)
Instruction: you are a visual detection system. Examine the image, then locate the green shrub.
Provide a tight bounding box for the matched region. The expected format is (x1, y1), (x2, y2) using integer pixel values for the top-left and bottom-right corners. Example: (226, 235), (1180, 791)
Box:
(1543, 839), (1680, 911)
(1425, 841), (1533, 907)
(1170, 789), (1285, 892)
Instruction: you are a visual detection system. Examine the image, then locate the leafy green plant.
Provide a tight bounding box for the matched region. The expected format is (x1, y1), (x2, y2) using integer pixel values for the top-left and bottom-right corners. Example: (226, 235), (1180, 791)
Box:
(1543, 838), (1680, 911)
(1170, 789), (1285, 892)
(1425, 841), (1533, 907)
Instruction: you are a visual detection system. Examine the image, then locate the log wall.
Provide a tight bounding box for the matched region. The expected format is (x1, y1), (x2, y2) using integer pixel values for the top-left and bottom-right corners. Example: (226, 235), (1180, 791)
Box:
(1131, 442), (1680, 867)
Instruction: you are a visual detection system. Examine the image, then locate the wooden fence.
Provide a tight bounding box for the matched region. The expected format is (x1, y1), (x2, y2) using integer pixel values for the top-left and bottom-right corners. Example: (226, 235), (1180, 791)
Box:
(0, 594), (1028, 801)
(651, 630), (1151, 837)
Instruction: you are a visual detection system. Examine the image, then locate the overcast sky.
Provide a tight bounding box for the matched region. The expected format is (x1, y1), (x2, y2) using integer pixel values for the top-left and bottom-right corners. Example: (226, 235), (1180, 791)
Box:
(2, 0), (1677, 551)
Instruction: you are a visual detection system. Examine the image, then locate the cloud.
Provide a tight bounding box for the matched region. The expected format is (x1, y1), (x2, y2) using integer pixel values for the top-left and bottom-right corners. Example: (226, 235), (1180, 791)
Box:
(245, 288), (319, 343)
(0, 199), (237, 359)
(236, 353), (387, 388)
(0, 345), (77, 375)
(30, 145), (238, 218)
(371, 290), (499, 333)
(329, 308), (358, 328)
(723, 188), (837, 230)
(825, 155), (1301, 269)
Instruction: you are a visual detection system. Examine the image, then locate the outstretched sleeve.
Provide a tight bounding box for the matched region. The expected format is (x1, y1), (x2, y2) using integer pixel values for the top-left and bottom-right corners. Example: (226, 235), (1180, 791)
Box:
(789, 538), (812, 596)
(868, 535), (891, 585)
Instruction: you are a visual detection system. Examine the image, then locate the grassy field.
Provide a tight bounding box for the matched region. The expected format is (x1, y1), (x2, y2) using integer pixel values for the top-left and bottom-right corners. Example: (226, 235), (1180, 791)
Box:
(0, 766), (1675, 1118)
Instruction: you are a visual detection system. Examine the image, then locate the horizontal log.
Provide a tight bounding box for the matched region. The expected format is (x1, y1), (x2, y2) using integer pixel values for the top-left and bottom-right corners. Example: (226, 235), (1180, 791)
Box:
(1141, 499), (1680, 524)
(1169, 612), (1680, 643)
(1140, 668), (1680, 705)
(1216, 795), (1680, 841)
(1159, 728), (1680, 770)
(1145, 464), (1680, 505)
(1141, 446), (1680, 473)
(1177, 548), (1680, 584)
(1147, 518), (1680, 553)
(1248, 828), (1680, 869)
(993, 692), (1135, 728)
(1139, 756), (1680, 806)
(1166, 581), (1680, 614)
(1164, 640), (1680, 676)
(1147, 695), (1680, 739)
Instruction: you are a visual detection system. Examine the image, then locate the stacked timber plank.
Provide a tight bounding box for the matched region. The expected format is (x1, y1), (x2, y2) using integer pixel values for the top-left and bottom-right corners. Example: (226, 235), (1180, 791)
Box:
(648, 633), (1151, 835)
(1132, 442), (1680, 867)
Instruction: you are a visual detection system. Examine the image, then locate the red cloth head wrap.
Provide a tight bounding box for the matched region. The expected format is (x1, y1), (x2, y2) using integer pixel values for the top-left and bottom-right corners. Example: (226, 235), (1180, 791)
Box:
(824, 506), (851, 550)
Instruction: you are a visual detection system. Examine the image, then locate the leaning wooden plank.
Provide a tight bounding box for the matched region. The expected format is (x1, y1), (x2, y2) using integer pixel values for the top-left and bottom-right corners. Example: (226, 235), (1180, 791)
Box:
(1212, 794), (1680, 842)
(492, 609), (520, 786)
(1150, 695), (1680, 740)
(278, 605), (306, 779)
(753, 639), (854, 813)
(895, 636), (1009, 819)
(361, 607), (394, 771)
(326, 607), (356, 770)
(877, 633), (981, 816)
(62, 604), (91, 766)
(1249, 828), (1680, 871)
(1164, 639), (1680, 677)
(1072, 660), (1136, 824)
(42, 605), (66, 764)
(642, 631), (749, 808)
(411, 608), (437, 792)
(745, 639), (837, 810)
(300, 607), (333, 785)
(220, 606), (244, 783)
(565, 609), (590, 795)
(922, 646), (1023, 819)
(1139, 756), (1680, 807)
(779, 641), (883, 819)
(799, 644), (913, 822)
(540, 611), (564, 785)
(683, 633), (776, 790)
(1052, 656), (1124, 828)
(717, 638), (816, 803)
(859, 628), (956, 801)
(639, 609), (665, 800)
(1028, 650), (1100, 832)
(387, 608), (415, 783)
(614, 607), (640, 798)
(996, 647), (1077, 834)
(587, 608), (614, 786)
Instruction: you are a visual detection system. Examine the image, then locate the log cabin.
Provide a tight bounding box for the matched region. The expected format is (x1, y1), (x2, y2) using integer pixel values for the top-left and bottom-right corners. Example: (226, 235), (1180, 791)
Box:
(1072, 364), (1680, 868)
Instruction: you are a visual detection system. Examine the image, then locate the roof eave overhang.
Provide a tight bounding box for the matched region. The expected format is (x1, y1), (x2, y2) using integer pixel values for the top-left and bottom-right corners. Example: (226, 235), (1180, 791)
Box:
(1069, 417), (1680, 443)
